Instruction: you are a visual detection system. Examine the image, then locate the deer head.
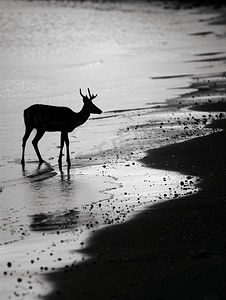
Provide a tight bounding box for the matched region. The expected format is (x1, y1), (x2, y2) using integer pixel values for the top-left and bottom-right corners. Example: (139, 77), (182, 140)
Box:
(79, 88), (102, 114)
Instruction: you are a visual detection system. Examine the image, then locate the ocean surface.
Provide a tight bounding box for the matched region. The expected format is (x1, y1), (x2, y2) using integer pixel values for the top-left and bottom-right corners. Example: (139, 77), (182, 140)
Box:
(0, 1), (225, 299)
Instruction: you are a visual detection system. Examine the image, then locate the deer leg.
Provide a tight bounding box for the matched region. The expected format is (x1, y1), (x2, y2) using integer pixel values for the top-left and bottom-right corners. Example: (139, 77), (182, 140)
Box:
(64, 132), (71, 170)
(32, 129), (45, 163)
(21, 126), (33, 165)
(58, 132), (65, 172)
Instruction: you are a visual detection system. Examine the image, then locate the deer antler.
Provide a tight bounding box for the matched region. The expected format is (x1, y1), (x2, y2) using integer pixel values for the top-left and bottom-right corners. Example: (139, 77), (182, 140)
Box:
(79, 88), (98, 100)
(79, 88), (85, 98)
(87, 88), (98, 100)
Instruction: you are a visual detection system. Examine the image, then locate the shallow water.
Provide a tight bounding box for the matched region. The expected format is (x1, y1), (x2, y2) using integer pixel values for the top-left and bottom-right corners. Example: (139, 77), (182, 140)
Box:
(0, 1), (225, 299)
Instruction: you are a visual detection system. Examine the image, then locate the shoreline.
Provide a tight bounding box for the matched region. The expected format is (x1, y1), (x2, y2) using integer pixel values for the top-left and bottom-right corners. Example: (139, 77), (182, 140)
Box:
(43, 73), (226, 300)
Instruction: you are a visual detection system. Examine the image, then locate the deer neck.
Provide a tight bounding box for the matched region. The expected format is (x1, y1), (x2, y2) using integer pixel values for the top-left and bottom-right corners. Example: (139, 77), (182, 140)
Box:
(76, 104), (90, 127)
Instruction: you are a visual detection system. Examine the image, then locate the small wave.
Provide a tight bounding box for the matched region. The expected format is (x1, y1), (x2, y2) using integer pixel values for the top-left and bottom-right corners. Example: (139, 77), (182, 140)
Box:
(80, 60), (103, 69)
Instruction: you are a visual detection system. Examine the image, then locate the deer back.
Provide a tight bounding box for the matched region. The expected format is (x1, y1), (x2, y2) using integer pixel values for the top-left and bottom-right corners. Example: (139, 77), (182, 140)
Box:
(24, 104), (77, 132)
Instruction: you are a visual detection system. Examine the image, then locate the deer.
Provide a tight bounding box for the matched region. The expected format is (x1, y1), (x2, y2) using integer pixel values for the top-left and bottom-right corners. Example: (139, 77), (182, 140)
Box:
(21, 88), (102, 172)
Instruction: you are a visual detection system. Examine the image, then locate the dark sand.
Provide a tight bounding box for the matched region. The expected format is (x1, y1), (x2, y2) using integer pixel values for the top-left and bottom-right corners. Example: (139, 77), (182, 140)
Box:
(43, 75), (226, 299)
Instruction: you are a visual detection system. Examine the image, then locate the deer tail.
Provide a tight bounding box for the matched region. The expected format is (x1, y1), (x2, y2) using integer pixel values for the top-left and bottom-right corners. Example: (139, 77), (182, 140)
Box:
(23, 106), (36, 127)
(23, 108), (31, 126)
(24, 105), (45, 128)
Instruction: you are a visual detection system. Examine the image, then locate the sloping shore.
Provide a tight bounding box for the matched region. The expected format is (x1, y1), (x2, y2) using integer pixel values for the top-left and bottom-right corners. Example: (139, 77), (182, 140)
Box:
(43, 74), (226, 300)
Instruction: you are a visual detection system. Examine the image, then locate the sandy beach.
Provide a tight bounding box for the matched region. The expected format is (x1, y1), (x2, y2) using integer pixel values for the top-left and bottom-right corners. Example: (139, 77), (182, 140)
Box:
(0, 1), (226, 299)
